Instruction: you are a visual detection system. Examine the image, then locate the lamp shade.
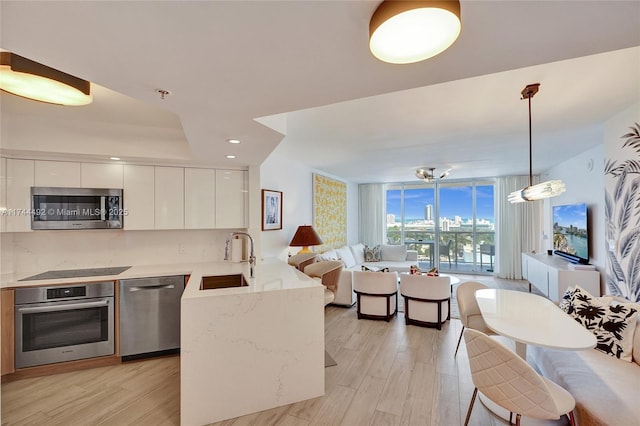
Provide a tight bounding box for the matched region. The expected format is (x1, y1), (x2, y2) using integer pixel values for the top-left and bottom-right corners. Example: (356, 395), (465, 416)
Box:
(369, 0), (461, 64)
(290, 225), (323, 253)
(0, 52), (92, 106)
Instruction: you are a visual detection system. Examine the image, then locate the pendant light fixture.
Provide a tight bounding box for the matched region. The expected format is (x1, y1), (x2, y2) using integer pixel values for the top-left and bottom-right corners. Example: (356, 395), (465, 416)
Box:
(415, 167), (450, 182)
(369, 0), (461, 64)
(0, 52), (92, 106)
(508, 83), (566, 203)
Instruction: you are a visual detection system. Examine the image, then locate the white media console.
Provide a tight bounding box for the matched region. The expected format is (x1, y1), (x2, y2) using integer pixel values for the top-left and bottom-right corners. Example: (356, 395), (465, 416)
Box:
(521, 252), (601, 302)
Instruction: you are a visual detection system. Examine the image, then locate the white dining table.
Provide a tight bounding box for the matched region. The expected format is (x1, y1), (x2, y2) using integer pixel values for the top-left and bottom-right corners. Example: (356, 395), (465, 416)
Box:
(474, 288), (596, 358)
(473, 289), (596, 424)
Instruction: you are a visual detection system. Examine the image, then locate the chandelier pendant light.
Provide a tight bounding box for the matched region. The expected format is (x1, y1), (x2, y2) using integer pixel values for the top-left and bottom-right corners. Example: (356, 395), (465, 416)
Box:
(369, 0), (461, 64)
(0, 52), (92, 106)
(508, 83), (566, 203)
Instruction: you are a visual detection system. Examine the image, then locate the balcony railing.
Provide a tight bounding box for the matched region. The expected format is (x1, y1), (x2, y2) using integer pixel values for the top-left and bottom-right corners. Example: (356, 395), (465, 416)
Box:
(386, 229), (495, 273)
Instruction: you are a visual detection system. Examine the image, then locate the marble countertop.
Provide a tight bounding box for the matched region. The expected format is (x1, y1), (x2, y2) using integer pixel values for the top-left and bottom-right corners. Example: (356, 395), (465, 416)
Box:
(1, 259), (319, 296)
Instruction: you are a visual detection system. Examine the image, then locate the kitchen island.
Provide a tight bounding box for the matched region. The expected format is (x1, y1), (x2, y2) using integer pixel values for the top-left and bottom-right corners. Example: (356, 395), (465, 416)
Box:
(180, 259), (325, 426)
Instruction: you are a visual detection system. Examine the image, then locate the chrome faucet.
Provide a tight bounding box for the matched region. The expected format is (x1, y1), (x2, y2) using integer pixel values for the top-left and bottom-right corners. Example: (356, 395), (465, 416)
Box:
(224, 232), (256, 278)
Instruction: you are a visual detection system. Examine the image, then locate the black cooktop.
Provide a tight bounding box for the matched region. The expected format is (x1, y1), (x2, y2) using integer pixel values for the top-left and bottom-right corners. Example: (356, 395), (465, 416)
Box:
(20, 266), (132, 281)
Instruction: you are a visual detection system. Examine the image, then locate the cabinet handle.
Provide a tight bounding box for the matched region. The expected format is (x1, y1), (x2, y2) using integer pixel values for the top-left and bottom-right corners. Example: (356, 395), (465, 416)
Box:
(128, 284), (175, 292)
(17, 300), (109, 313)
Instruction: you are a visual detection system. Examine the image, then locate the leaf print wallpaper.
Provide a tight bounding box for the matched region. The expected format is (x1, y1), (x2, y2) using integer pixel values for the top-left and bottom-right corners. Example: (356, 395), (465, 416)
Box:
(313, 174), (347, 251)
(604, 121), (640, 302)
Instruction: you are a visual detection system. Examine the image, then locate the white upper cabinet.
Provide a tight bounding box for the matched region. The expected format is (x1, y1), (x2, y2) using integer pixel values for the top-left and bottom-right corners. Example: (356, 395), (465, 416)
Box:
(155, 166), (184, 230)
(185, 168), (216, 229)
(215, 170), (247, 229)
(35, 160), (80, 187)
(0, 158), (6, 232)
(5, 159), (34, 232)
(81, 163), (123, 188)
(123, 165), (155, 230)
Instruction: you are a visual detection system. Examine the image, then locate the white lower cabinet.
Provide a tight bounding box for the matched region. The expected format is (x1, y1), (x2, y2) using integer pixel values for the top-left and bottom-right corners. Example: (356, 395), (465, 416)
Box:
(522, 252), (600, 301)
(215, 170), (247, 228)
(123, 165), (155, 230)
(185, 168), (216, 229)
(155, 167), (184, 229)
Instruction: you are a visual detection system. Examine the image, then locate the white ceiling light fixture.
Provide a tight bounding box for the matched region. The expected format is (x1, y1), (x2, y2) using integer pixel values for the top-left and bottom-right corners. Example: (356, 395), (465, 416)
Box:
(369, 0), (461, 64)
(225, 155), (236, 159)
(227, 139), (240, 144)
(508, 83), (566, 203)
(415, 167), (450, 182)
(0, 52), (92, 106)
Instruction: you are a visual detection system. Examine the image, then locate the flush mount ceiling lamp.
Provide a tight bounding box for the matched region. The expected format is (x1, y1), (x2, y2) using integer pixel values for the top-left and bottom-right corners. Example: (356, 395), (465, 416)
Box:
(508, 83), (566, 203)
(0, 52), (92, 106)
(415, 167), (450, 182)
(369, 0), (461, 64)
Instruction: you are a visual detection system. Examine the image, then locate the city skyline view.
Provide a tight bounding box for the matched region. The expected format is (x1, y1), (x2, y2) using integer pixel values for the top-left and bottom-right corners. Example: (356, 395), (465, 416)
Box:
(386, 185), (495, 223)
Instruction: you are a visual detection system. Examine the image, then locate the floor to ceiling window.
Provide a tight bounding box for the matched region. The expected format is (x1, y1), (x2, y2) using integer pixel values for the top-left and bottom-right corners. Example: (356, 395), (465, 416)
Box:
(386, 180), (495, 274)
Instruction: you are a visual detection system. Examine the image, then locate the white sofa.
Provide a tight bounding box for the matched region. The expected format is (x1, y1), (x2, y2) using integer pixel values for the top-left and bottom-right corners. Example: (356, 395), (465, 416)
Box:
(316, 243), (418, 306)
(529, 296), (640, 426)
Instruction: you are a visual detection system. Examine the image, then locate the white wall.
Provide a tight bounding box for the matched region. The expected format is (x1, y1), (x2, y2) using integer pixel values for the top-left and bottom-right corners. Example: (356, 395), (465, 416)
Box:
(543, 144), (606, 275)
(260, 144), (358, 260)
(4, 229), (233, 278)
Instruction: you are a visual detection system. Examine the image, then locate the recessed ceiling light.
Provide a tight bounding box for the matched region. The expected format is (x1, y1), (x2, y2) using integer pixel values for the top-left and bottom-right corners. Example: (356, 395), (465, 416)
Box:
(225, 155), (236, 159)
(110, 157), (121, 161)
(227, 139), (240, 144)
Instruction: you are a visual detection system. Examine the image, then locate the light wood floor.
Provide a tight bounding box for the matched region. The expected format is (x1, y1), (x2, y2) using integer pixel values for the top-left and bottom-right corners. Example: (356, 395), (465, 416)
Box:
(1, 275), (569, 426)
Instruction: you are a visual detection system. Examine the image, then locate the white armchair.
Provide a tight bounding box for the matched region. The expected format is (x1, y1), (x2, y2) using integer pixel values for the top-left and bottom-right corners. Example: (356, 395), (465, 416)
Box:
(352, 270), (398, 322)
(399, 274), (451, 329)
(304, 260), (343, 306)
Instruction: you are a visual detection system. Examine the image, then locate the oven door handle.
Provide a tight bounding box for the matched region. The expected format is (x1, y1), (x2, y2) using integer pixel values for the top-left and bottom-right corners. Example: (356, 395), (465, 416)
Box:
(128, 284), (175, 292)
(17, 300), (109, 313)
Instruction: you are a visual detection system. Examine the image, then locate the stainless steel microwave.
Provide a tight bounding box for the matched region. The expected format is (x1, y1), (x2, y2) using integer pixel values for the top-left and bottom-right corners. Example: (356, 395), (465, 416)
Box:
(31, 187), (124, 230)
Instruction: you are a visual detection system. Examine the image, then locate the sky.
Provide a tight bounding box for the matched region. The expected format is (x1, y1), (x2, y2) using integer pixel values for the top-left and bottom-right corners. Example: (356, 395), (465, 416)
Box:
(387, 185), (494, 221)
(553, 203), (587, 230)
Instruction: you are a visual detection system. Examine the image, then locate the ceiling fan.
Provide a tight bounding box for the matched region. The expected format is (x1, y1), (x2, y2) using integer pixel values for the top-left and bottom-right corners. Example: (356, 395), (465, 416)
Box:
(415, 167), (451, 182)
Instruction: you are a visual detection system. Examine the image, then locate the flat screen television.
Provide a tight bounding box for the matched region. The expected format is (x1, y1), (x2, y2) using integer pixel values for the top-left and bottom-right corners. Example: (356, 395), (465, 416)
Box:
(552, 203), (589, 264)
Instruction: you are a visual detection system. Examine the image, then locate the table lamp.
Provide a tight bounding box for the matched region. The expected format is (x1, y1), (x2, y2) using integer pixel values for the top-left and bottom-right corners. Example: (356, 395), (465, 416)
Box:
(289, 225), (323, 253)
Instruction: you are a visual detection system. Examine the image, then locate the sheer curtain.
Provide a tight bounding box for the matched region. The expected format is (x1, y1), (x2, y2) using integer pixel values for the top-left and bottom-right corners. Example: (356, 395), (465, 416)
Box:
(496, 176), (542, 279)
(359, 183), (386, 246)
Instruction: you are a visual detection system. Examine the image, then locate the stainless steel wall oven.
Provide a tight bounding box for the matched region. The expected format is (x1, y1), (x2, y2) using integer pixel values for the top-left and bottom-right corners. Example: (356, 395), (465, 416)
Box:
(14, 282), (115, 368)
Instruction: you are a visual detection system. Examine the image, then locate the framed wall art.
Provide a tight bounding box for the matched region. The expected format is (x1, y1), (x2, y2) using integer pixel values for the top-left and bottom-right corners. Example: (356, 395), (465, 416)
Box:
(262, 189), (282, 231)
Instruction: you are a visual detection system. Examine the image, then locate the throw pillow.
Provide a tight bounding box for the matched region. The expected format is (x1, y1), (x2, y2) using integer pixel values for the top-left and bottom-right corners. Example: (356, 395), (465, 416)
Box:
(361, 265), (389, 272)
(318, 249), (338, 262)
(569, 286), (639, 361)
(364, 245), (381, 262)
(380, 244), (407, 262)
(350, 243), (366, 265)
(335, 246), (357, 268)
(559, 286), (576, 314)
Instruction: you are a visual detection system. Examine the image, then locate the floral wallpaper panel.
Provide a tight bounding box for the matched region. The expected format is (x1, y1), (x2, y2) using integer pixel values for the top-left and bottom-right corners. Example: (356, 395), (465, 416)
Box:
(313, 174), (347, 251)
(604, 121), (640, 302)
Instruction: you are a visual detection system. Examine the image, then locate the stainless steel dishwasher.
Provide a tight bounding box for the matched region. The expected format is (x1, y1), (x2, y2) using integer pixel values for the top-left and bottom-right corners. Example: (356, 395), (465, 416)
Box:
(119, 275), (185, 360)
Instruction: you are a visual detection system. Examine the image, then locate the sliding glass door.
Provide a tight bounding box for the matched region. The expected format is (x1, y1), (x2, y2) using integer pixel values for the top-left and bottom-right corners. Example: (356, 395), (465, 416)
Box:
(386, 180), (495, 274)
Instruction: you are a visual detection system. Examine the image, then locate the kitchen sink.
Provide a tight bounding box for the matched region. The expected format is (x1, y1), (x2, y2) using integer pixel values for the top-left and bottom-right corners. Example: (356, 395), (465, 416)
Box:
(200, 274), (248, 290)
